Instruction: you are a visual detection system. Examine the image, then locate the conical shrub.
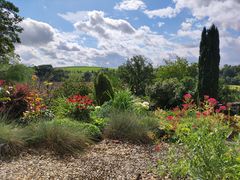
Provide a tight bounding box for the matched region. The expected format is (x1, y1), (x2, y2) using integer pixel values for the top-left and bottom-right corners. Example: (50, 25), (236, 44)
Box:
(94, 73), (114, 105)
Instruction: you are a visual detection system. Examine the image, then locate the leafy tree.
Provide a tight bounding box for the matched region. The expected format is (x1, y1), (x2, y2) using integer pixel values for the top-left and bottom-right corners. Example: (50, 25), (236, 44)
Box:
(50, 69), (69, 82)
(198, 24), (220, 100)
(118, 55), (154, 96)
(94, 72), (114, 105)
(0, 0), (23, 63)
(5, 63), (33, 82)
(35, 65), (54, 81)
(155, 57), (198, 81)
(220, 64), (240, 85)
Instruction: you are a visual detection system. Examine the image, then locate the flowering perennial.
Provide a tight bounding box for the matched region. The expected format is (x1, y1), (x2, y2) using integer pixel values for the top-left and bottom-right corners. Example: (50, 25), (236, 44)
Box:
(67, 95), (94, 121)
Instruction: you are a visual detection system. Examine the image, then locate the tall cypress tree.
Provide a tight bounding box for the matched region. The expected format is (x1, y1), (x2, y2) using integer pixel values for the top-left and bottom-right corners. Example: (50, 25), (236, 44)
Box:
(198, 24), (220, 100)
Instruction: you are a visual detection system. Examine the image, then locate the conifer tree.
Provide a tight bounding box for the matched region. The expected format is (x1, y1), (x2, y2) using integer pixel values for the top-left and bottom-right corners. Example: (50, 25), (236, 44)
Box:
(198, 24), (220, 100)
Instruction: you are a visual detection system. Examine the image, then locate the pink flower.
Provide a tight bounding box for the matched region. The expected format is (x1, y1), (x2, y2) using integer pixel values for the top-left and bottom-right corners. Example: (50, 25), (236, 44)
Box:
(219, 105), (226, 111)
(166, 115), (174, 121)
(182, 104), (189, 110)
(216, 105), (227, 113)
(208, 98), (218, 106)
(183, 93), (192, 100)
(204, 95), (209, 100)
(196, 111), (201, 118)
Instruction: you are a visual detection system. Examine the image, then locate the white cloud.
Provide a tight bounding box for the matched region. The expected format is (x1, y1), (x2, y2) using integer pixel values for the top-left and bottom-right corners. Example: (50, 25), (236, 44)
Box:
(20, 18), (55, 46)
(74, 11), (136, 39)
(114, 0), (146, 11)
(144, 6), (180, 18)
(144, 0), (240, 31)
(58, 11), (89, 23)
(158, 22), (165, 28)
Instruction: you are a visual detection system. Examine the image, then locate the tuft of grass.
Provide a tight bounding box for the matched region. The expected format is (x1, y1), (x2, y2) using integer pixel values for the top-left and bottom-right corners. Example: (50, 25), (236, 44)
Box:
(23, 120), (92, 155)
(104, 110), (158, 143)
(0, 123), (25, 157)
(112, 90), (134, 110)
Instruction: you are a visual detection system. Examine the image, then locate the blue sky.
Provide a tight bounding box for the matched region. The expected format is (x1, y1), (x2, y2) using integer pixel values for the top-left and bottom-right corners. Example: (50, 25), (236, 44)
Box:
(10, 0), (240, 67)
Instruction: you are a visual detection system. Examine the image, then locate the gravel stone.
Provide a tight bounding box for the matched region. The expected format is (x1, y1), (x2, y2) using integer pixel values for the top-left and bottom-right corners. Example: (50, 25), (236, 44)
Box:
(0, 140), (170, 180)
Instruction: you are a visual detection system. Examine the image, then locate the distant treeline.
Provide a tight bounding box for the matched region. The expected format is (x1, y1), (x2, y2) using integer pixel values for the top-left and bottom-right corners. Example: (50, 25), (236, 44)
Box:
(220, 65), (240, 85)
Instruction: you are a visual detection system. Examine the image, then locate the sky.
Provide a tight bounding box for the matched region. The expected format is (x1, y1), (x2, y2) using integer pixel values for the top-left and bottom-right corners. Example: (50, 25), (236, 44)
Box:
(9, 0), (240, 67)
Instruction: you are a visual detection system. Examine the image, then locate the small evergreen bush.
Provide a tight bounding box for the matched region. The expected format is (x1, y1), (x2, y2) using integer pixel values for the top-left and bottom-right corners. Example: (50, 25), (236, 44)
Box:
(94, 73), (114, 105)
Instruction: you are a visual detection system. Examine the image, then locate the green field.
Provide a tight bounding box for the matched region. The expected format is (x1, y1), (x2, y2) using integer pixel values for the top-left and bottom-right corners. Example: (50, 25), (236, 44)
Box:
(228, 85), (240, 91)
(56, 66), (105, 73)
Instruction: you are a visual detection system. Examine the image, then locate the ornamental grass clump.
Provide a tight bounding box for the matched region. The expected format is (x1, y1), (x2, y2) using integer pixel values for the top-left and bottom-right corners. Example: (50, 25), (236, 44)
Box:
(23, 120), (92, 155)
(0, 122), (25, 157)
(104, 110), (158, 143)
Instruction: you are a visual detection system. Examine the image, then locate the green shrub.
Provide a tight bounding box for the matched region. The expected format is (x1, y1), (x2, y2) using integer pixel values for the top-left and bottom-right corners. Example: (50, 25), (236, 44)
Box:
(23, 120), (92, 155)
(50, 97), (70, 118)
(94, 72), (114, 105)
(104, 110), (158, 143)
(0, 123), (25, 157)
(54, 74), (92, 98)
(146, 78), (184, 109)
(112, 90), (134, 111)
(5, 64), (34, 83)
(157, 117), (240, 179)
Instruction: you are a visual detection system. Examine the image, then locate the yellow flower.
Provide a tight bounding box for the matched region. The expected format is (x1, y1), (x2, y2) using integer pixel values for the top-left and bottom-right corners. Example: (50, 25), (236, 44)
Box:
(35, 97), (42, 102)
(43, 81), (53, 86)
(32, 75), (38, 81)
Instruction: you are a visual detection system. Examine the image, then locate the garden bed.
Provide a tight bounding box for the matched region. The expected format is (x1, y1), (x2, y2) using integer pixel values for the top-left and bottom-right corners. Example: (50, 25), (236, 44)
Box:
(0, 140), (169, 179)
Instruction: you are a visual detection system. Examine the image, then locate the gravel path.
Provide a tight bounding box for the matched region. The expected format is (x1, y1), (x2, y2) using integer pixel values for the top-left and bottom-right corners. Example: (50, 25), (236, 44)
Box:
(0, 140), (169, 180)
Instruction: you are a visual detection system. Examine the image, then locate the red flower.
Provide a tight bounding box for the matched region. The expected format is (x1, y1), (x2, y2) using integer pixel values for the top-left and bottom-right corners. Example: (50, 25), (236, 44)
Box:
(155, 144), (161, 152)
(67, 94), (94, 110)
(166, 115), (174, 121)
(183, 93), (192, 100)
(182, 104), (189, 110)
(208, 98), (218, 106)
(0, 80), (5, 86)
(203, 110), (210, 116)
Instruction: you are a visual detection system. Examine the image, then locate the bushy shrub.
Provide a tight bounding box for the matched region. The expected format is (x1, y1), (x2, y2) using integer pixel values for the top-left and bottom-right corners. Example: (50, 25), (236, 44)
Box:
(0, 83), (29, 119)
(146, 78), (183, 109)
(54, 74), (92, 98)
(23, 120), (92, 155)
(218, 83), (240, 103)
(0, 122), (25, 157)
(157, 117), (240, 179)
(104, 110), (158, 143)
(50, 97), (70, 118)
(94, 72), (114, 105)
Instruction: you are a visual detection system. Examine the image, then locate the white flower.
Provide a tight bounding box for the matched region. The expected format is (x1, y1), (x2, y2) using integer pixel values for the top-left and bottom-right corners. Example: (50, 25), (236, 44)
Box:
(142, 101), (149, 106)
(95, 106), (101, 110)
